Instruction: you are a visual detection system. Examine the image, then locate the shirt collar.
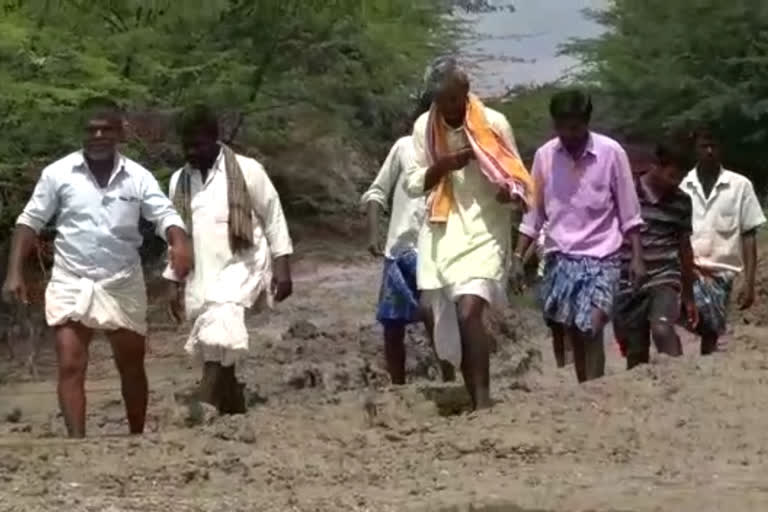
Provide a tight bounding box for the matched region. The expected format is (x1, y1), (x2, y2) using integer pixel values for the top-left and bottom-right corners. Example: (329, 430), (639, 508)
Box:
(683, 166), (730, 190)
(73, 150), (127, 177)
(555, 132), (597, 159)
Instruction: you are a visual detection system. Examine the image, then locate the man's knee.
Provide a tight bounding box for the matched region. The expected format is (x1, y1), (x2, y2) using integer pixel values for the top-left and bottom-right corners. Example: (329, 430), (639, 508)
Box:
(457, 296), (485, 326)
(650, 321), (677, 346)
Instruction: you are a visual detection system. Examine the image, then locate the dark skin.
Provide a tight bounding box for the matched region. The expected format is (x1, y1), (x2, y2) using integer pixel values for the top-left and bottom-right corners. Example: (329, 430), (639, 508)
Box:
(421, 75), (496, 409)
(2, 113), (192, 438)
(173, 127), (293, 412)
(365, 201), (455, 384)
(693, 136), (757, 354)
(512, 115), (645, 383)
(625, 164), (699, 370)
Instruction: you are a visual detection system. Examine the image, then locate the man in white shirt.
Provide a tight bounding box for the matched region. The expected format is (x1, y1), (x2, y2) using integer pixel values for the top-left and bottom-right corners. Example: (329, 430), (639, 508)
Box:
(362, 101), (455, 384)
(406, 58), (531, 409)
(166, 104), (293, 414)
(680, 126), (766, 354)
(2, 97), (192, 438)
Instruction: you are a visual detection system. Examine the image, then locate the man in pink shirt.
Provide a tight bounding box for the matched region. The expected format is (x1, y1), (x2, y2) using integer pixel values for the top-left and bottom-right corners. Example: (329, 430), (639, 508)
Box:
(513, 90), (646, 382)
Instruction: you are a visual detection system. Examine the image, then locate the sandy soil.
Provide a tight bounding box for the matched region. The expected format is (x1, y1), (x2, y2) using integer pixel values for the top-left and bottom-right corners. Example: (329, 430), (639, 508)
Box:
(1, 237), (768, 512)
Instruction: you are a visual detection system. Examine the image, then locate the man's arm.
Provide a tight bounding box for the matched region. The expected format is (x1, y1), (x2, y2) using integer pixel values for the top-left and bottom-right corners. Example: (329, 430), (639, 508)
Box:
(515, 148), (546, 258)
(4, 167), (59, 303)
(139, 170), (192, 279)
(737, 179), (766, 310)
(740, 229), (758, 310)
(243, 158), (293, 302)
(405, 115), (472, 196)
(361, 141), (403, 257)
(680, 233), (696, 301)
(611, 148), (645, 283)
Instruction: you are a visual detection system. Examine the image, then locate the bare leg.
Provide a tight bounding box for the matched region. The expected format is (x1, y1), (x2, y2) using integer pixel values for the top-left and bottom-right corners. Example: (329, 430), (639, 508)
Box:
(551, 324), (567, 368)
(457, 295), (491, 410)
(107, 329), (148, 434)
(625, 322), (651, 370)
(200, 361), (221, 407)
(567, 327), (587, 383)
(701, 334), (719, 355)
(583, 307), (607, 381)
(217, 365), (246, 415)
(421, 311), (455, 382)
(383, 323), (406, 385)
(650, 321), (682, 357)
(55, 322), (94, 438)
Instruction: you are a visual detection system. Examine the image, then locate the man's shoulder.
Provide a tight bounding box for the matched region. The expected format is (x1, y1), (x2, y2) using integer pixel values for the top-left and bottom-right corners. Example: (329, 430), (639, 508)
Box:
(591, 132), (627, 155)
(233, 152), (265, 171)
(536, 137), (560, 155)
(120, 155), (153, 177)
(722, 168), (756, 189)
(42, 151), (85, 177)
(483, 106), (508, 124)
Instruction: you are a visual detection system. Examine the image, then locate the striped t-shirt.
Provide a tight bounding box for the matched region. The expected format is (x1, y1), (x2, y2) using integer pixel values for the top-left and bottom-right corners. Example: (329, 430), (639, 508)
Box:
(618, 176), (692, 293)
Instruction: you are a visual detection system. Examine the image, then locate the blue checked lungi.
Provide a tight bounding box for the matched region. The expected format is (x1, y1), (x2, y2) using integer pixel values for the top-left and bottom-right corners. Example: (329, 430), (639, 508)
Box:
(539, 253), (621, 334)
(376, 250), (421, 326)
(691, 272), (734, 336)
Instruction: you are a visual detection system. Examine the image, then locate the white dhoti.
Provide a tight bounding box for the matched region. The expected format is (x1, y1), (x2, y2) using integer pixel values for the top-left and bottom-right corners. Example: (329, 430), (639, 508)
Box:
(422, 278), (506, 368)
(183, 254), (272, 369)
(45, 262), (148, 335)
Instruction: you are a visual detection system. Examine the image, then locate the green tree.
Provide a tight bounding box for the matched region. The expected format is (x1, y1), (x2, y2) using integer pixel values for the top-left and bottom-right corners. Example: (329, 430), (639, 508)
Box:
(563, 0), (768, 191)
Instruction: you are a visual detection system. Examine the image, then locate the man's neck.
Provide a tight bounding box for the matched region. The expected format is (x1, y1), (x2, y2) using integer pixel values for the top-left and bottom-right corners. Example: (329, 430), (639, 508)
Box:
(86, 155), (116, 187)
(696, 164), (721, 197)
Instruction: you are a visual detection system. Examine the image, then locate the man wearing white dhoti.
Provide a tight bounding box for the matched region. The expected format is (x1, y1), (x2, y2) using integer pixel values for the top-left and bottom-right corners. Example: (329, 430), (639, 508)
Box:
(2, 97), (192, 438)
(165, 104), (293, 414)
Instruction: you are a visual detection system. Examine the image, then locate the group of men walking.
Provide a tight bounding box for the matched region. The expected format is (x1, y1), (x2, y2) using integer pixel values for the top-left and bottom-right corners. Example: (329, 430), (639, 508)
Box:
(363, 58), (765, 408)
(1, 56), (764, 437)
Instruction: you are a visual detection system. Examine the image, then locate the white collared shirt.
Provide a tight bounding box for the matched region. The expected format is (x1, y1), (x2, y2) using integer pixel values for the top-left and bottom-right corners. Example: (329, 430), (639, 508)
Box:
(163, 150), (293, 317)
(17, 151), (185, 281)
(360, 136), (425, 258)
(680, 167), (766, 273)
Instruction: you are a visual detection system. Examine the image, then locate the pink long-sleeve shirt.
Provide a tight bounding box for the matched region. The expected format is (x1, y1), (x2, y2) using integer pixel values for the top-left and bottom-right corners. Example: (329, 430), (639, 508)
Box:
(519, 133), (643, 258)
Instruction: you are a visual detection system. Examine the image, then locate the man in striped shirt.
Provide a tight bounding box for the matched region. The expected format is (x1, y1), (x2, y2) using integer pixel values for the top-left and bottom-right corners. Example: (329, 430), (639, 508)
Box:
(614, 139), (698, 369)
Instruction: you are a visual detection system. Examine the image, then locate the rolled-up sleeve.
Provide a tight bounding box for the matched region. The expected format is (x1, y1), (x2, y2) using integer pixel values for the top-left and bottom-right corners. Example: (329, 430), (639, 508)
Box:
(611, 147), (644, 233)
(139, 169), (186, 241)
(243, 158), (293, 258)
(17, 166), (59, 233)
(518, 148), (547, 239)
(405, 114), (430, 197)
(739, 180), (766, 233)
(161, 170), (184, 282)
(361, 139), (402, 210)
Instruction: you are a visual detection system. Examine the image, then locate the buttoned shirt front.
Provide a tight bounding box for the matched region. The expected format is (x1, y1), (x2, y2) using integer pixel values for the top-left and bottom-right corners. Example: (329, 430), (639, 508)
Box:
(680, 168), (766, 273)
(17, 151), (185, 281)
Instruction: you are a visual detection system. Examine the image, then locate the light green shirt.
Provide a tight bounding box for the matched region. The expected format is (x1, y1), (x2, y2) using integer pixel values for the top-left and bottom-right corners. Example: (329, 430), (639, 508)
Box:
(405, 107), (519, 290)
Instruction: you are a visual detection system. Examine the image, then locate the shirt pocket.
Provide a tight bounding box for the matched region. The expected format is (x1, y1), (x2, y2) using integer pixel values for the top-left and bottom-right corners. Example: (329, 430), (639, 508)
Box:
(714, 205), (738, 233)
(106, 194), (141, 238)
(573, 181), (610, 212)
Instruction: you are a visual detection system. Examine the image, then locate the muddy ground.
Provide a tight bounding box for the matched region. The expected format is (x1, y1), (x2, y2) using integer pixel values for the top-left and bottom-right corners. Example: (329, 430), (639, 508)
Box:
(1, 234), (768, 512)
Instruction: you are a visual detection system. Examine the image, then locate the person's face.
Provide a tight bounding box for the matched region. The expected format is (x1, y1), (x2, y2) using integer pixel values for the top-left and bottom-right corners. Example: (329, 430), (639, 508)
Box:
(648, 161), (686, 194)
(182, 130), (219, 171)
(435, 79), (469, 127)
(695, 136), (721, 170)
(554, 117), (589, 154)
(83, 115), (122, 162)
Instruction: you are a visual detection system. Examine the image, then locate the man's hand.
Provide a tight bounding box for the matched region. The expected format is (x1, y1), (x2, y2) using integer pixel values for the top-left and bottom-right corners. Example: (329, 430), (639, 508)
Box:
(629, 255), (647, 289)
(366, 202), (384, 257)
(167, 226), (193, 280)
(682, 296), (699, 329)
(367, 239), (384, 258)
(437, 148), (474, 172)
(272, 255), (293, 303)
(167, 282), (185, 325)
(2, 271), (28, 305)
(506, 253), (526, 296)
(738, 283), (756, 310)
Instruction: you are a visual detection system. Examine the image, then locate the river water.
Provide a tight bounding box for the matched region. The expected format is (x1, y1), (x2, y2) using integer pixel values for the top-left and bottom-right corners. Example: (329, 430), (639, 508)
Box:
(467, 0), (608, 95)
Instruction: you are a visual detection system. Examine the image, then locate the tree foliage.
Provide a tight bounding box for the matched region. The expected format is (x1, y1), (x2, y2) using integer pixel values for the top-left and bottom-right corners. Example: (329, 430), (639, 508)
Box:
(0, 0), (460, 233)
(563, 0), (768, 191)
